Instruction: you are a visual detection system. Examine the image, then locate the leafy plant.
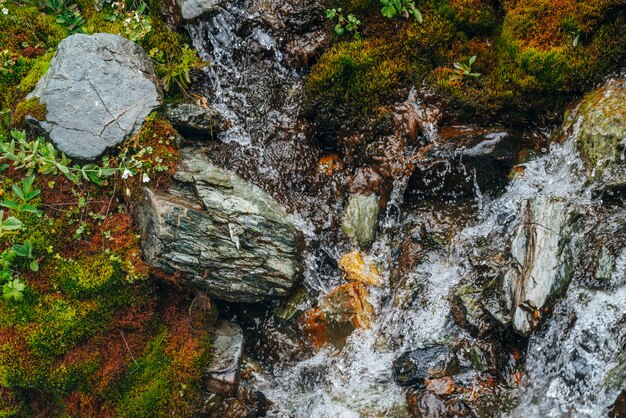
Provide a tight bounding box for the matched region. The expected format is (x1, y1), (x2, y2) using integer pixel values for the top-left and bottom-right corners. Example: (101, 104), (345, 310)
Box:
(105, 1), (152, 42)
(380, 0), (422, 22)
(43, 0), (86, 33)
(0, 50), (17, 76)
(1, 175), (42, 215)
(0, 130), (140, 185)
(325, 8), (362, 39)
(451, 55), (480, 81)
(13, 240), (39, 271)
(150, 46), (207, 93)
(3, 278), (25, 302)
(0, 210), (22, 237)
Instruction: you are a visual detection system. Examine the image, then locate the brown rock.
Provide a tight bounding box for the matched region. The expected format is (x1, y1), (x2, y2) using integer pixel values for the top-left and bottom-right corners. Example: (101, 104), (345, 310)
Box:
(338, 251), (380, 286)
(301, 282), (374, 348)
(425, 376), (455, 396)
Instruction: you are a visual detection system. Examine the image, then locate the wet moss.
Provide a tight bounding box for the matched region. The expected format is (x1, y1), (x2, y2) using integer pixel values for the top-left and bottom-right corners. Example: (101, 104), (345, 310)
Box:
(306, 0), (626, 127)
(11, 98), (47, 128)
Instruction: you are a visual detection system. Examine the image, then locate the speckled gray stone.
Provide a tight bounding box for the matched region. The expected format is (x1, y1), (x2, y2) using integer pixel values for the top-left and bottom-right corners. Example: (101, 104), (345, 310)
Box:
(28, 33), (161, 161)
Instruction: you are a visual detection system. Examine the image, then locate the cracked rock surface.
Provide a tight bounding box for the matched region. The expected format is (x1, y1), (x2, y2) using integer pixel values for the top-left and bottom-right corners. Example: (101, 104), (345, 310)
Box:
(137, 147), (299, 302)
(28, 33), (161, 161)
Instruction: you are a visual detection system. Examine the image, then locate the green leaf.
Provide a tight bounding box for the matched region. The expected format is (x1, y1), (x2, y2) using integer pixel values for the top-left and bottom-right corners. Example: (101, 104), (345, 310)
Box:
(22, 175), (35, 195)
(30, 261), (39, 272)
(469, 55), (476, 66)
(11, 184), (25, 201)
(381, 4), (397, 18)
(3, 279), (25, 302)
(0, 201), (19, 210)
(1, 216), (23, 231)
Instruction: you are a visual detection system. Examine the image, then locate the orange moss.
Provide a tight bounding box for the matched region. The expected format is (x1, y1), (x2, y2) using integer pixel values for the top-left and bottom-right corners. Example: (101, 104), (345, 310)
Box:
(503, 0), (625, 50)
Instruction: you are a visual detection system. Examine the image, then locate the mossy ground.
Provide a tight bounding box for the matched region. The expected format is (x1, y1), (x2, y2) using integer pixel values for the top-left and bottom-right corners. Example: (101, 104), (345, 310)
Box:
(0, 117), (215, 416)
(0, 1), (215, 416)
(306, 0), (626, 132)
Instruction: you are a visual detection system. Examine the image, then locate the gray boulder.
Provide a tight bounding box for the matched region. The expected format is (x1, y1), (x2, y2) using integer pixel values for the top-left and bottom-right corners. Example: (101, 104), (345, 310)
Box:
(137, 147), (299, 302)
(205, 320), (244, 395)
(176, 0), (224, 21)
(27, 33), (161, 161)
(504, 197), (581, 336)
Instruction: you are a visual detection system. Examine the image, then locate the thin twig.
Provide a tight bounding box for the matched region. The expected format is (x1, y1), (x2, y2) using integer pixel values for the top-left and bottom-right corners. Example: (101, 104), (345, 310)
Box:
(119, 330), (139, 368)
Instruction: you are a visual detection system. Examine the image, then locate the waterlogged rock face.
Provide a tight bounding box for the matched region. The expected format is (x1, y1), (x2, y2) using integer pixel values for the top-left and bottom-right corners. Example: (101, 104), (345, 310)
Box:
(206, 320), (244, 395)
(564, 78), (626, 192)
(301, 282), (374, 349)
(162, 101), (228, 139)
(28, 33), (161, 161)
(341, 193), (380, 248)
(393, 346), (453, 387)
(505, 197), (581, 336)
(137, 148), (298, 302)
(176, 0), (224, 21)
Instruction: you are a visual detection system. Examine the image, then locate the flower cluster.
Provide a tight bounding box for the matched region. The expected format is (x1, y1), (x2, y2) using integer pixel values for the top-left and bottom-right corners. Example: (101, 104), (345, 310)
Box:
(109, 1), (152, 43)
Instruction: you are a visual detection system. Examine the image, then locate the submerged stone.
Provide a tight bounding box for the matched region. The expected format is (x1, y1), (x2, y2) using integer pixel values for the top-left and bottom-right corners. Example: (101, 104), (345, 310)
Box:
(405, 129), (521, 201)
(341, 193), (380, 248)
(205, 320), (244, 396)
(301, 282), (374, 349)
(393, 346), (453, 388)
(137, 147), (299, 303)
(338, 251), (380, 286)
(27, 33), (161, 161)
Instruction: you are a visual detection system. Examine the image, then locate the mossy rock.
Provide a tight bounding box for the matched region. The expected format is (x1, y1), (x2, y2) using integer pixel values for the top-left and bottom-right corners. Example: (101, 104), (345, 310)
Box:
(563, 78), (626, 186)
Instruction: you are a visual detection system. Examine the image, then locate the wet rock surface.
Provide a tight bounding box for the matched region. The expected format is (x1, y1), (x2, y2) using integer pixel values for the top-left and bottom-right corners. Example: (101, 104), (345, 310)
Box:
(405, 128), (522, 201)
(564, 78), (626, 195)
(393, 346), (455, 388)
(137, 147), (299, 303)
(176, 0), (224, 21)
(301, 282), (374, 349)
(162, 101), (228, 139)
(505, 196), (581, 336)
(341, 193), (380, 248)
(27, 33), (161, 160)
(205, 320), (244, 395)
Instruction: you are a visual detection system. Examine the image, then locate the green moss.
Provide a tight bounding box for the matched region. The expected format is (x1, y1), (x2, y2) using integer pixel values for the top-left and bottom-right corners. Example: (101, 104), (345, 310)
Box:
(18, 53), (53, 95)
(436, 0), (497, 34)
(305, 39), (405, 135)
(11, 98), (47, 128)
(49, 254), (121, 298)
(115, 331), (172, 418)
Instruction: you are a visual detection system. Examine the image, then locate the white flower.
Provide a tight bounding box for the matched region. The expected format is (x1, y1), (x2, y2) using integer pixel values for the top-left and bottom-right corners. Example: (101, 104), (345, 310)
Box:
(142, 173), (150, 183)
(121, 168), (133, 179)
(2, 8), (8, 15)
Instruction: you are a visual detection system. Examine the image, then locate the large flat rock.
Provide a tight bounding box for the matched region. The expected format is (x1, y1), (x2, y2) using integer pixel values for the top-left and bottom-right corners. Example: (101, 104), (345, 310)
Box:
(137, 148), (299, 302)
(28, 33), (161, 161)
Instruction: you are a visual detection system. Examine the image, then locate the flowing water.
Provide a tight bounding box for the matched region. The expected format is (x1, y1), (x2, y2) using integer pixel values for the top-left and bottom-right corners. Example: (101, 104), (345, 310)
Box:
(186, 4), (626, 417)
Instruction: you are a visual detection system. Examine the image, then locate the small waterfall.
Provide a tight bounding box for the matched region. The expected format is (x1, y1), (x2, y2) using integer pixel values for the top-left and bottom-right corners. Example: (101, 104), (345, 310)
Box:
(186, 2), (300, 147)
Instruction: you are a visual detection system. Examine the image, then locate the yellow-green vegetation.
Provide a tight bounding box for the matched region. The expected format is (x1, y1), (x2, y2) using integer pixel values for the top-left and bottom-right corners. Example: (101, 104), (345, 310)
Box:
(11, 98), (47, 128)
(307, 0), (626, 127)
(0, 125), (216, 415)
(0, 1), (219, 415)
